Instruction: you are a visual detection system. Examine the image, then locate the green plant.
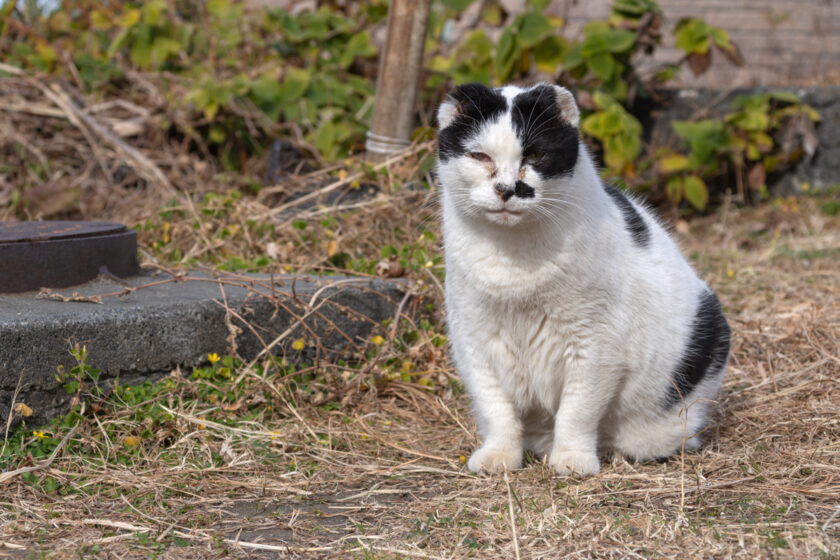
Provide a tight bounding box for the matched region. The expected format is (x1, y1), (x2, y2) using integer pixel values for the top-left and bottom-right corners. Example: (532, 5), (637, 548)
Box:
(580, 92), (642, 175)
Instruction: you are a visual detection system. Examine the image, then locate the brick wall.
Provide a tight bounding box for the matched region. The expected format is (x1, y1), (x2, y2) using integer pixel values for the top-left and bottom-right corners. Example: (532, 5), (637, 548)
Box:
(548, 0), (840, 87)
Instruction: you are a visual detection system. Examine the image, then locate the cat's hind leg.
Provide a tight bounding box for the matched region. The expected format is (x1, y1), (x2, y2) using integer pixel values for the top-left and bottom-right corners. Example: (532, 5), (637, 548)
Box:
(610, 399), (712, 462)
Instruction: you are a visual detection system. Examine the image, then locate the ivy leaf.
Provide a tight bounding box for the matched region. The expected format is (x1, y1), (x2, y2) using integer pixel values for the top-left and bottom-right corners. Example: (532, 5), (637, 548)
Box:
(441, 0), (475, 10)
(674, 18), (711, 54)
(533, 35), (568, 72)
(683, 175), (709, 210)
(605, 29), (637, 53)
(494, 28), (519, 81)
(710, 28), (732, 51)
(277, 66), (311, 105)
(587, 51), (615, 81)
(563, 43), (585, 72)
(517, 11), (553, 48)
(339, 31), (376, 69)
(117, 8), (140, 28)
(141, 0), (167, 26)
(658, 154), (690, 174)
(666, 176), (684, 203)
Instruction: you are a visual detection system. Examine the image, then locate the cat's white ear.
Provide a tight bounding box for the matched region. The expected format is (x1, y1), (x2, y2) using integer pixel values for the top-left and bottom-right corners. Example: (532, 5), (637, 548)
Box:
(553, 85), (580, 129)
(437, 96), (460, 129)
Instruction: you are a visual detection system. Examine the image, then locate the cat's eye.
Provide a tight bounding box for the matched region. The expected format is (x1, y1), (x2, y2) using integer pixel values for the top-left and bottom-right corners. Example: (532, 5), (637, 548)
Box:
(523, 152), (544, 165)
(469, 152), (492, 163)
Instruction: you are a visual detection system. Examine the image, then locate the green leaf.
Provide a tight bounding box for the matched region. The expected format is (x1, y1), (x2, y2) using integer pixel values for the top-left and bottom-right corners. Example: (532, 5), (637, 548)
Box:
(277, 66), (311, 105)
(517, 11), (553, 48)
(666, 176), (684, 203)
(141, 0), (167, 26)
(580, 23), (610, 57)
(605, 29), (637, 53)
(207, 0), (233, 19)
(658, 154), (690, 173)
(683, 175), (708, 209)
(494, 28), (519, 81)
(710, 28), (732, 51)
(340, 31), (376, 69)
(117, 8), (140, 28)
(767, 90), (800, 104)
(674, 18), (711, 54)
(587, 52), (615, 81)
(107, 27), (131, 59)
(562, 43), (585, 72)
(533, 36), (567, 72)
(529, 0), (552, 9)
(310, 119), (336, 157)
(441, 0), (475, 10)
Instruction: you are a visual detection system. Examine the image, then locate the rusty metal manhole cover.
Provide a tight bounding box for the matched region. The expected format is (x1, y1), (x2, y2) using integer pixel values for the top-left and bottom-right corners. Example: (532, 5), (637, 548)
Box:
(0, 221), (137, 293)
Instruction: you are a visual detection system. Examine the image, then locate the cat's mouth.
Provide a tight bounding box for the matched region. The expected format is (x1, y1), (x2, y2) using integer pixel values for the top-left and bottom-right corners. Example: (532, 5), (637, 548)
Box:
(486, 208), (521, 215)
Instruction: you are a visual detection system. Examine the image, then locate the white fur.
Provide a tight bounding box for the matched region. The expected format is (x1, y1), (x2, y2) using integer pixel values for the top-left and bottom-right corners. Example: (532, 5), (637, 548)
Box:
(437, 84), (726, 476)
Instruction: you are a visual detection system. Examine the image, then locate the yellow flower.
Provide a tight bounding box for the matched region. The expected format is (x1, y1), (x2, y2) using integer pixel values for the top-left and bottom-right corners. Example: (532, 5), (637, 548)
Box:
(727, 269), (735, 278)
(292, 338), (306, 351)
(460, 455), (466, 464)
(208, 353), (221, 364)
(370, 335), (385, 346)
(33, 430), (48, 441)
(123, 436), (141, 448)
(361, 433), (368, 440)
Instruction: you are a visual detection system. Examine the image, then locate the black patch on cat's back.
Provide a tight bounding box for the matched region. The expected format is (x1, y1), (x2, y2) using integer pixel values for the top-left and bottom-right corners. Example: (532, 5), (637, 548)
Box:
(603, 185), (650, 248)
(437, 83), (508, 162)
(510, 85), (579, 178)
(664, 290), (731, 408)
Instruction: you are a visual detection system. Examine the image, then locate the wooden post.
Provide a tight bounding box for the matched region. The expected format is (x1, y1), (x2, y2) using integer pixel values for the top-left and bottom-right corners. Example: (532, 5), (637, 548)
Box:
(365, 0), (431, 162)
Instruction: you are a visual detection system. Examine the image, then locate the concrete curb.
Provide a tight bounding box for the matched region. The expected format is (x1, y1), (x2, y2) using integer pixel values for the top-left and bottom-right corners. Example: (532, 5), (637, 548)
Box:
(0, 271), (406, 427)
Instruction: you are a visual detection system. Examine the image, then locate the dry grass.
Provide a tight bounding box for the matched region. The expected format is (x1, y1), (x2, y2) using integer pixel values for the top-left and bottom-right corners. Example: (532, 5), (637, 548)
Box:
(1, 201), (838, 559)
(1, 73), (839, 559)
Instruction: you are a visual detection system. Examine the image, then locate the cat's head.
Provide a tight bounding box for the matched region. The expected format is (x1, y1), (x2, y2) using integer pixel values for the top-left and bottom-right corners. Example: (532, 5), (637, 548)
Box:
(436, 83), (580, 227)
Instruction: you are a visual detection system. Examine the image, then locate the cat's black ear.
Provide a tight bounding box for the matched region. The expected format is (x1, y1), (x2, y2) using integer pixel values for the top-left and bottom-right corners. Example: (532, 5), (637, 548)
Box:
(552, 85), (580, 128)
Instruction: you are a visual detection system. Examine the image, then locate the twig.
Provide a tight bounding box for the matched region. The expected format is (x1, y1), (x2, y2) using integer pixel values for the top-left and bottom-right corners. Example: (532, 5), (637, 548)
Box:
(259, 140), (434, 220)
(1, 372), (25, 457)
(0, 422), (80, 484)
(46, 83), (176, 193)
(504, 470), (522, 560)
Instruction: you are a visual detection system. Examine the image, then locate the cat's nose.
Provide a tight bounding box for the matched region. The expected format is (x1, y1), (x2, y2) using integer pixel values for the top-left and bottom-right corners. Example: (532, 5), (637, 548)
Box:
(494, 183), (515, 202)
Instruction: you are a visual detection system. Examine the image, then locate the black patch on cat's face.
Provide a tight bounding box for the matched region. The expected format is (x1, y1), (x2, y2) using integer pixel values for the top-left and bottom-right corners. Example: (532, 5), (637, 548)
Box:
(603, 186), (651, 248)
(511, 85), (579, 179)
(514, 181), (535, 199)
(438, 83), (508, 163)
(664, 290), (731, 408)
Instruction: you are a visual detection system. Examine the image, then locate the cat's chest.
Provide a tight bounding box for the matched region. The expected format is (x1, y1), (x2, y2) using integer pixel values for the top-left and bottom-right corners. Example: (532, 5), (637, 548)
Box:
(474, 302), (582, 410)
(448, 237), (579, 300)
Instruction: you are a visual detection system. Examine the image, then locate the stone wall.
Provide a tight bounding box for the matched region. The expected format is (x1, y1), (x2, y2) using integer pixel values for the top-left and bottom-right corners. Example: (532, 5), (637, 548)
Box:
(642, 86), (840, 195)
(548, 0), (840, 88)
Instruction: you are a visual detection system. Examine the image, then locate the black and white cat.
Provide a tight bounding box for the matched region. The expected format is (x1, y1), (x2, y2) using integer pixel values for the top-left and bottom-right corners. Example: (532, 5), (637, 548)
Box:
(436, 83), (731, 475)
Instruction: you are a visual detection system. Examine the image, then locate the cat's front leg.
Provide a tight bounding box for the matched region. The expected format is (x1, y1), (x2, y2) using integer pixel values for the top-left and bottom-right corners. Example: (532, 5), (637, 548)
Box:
(464, 366), (523, 473)
(548, 368), (612, 476)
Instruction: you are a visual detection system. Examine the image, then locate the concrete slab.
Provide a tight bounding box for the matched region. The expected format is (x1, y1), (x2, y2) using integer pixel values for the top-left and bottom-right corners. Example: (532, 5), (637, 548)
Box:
(0, 271), (406, 427)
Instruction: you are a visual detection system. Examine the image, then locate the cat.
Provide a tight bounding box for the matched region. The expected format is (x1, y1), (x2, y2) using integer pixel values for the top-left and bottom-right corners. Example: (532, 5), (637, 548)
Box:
(436, 82), (731, 476)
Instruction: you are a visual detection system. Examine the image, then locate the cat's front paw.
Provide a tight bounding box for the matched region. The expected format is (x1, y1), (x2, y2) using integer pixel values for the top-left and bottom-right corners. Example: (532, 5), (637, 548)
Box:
(548, 449), (600, 476)
(467, 446), (522, 474)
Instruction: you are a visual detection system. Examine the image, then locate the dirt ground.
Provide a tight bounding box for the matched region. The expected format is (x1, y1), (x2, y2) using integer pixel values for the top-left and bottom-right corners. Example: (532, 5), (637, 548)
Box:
(1, 197), (838, 560)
